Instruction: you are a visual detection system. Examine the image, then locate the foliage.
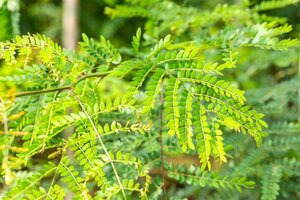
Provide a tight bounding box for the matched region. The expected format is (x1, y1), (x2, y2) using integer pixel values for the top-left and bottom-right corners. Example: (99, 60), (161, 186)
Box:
(105, 0), (300, 199)
(0, 0), (299, 199)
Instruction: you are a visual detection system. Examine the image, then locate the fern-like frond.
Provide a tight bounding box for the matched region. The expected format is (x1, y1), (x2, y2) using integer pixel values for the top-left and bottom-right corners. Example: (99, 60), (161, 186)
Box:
(58, 157), (92, 200)
(193, 103), (213, 171)
(107, 60), (144, 79)
(165, 163), (255, 192)
(132, 27), (142, 54)
(165, 77), (180, 137)
(148, 34), (171, 59)
(141, 68), (165, 114)
(178, 90), (194, 152)
(80, 33), (121, 66)
(252, 0), (300, 11)
(105, 5), (150, 18)
(0, 33), (67, 81)
(246, 23), (299, 50)
(3, 162), (57, 200)
(69, 132), (107, 188)
(234, 149), (266, 175)
(261, 165), (282, 200)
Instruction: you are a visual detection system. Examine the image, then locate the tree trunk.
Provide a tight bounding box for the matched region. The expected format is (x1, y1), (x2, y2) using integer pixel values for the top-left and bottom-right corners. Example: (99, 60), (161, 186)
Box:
(62, 0), (79, 199)
(62, 0), (78, 50)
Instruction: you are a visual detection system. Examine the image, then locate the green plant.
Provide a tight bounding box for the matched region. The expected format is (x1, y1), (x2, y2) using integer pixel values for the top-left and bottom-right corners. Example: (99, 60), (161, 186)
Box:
(0, 0), (299, 199)
(104, 0), (300, 199)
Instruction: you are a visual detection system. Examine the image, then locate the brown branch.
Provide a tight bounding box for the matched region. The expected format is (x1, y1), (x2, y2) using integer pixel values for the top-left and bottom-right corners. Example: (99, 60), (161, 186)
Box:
(15, 85), (72, 98)
(13, 71), (110, 98)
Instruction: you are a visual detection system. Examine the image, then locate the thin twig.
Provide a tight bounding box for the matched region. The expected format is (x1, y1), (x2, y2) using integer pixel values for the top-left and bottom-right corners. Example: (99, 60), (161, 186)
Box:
(159, 83), (166, 197)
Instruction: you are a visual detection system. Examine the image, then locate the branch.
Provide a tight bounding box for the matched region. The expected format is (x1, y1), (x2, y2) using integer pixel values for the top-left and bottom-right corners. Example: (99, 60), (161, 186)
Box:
(15, 86), (71, 98)
(14, 71), (110, 98)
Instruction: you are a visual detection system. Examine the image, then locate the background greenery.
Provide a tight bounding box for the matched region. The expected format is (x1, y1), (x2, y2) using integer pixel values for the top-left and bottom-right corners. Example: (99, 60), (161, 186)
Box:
(0, 0), (299, 199)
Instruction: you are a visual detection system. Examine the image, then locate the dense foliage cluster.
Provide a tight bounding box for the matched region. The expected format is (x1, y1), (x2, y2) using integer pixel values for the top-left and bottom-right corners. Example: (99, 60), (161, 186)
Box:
(0, 0), (299, 199)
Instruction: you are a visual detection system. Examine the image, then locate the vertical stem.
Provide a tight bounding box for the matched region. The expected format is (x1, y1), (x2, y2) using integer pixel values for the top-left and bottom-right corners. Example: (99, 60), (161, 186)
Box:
(72, 90), (127, 199)
(298, 34), (300, 123)
(62, 0), (79, 50)
(159, 84), (166, 197)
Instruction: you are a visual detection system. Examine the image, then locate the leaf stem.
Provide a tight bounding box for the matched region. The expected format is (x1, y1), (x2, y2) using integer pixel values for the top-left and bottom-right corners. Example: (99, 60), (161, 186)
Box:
(71, 90), (127, 200)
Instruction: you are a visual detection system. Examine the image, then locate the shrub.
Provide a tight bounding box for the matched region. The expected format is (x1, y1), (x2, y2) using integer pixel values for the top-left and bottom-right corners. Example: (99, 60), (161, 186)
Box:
(0, 0), (299, 199)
